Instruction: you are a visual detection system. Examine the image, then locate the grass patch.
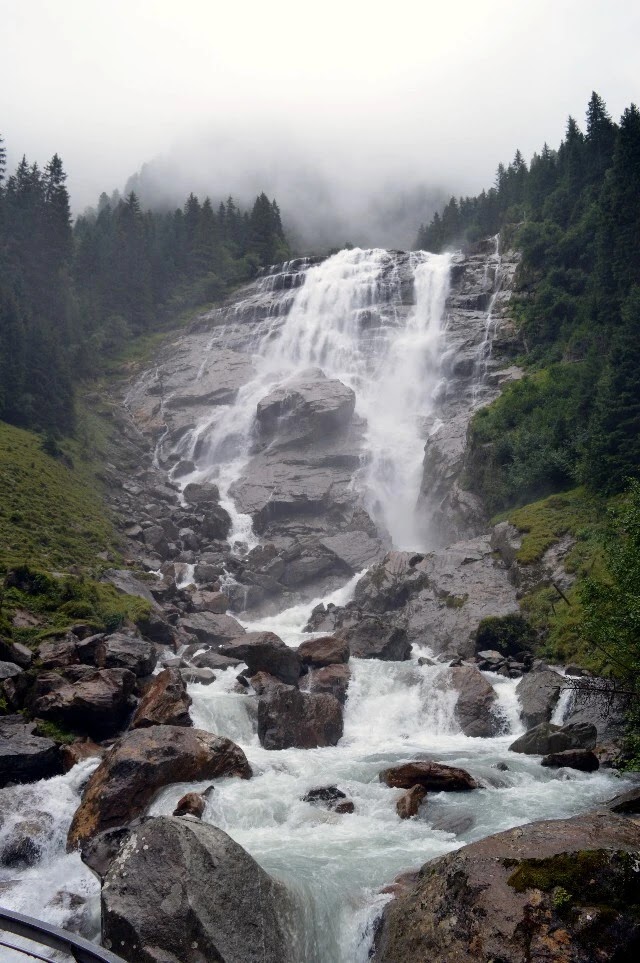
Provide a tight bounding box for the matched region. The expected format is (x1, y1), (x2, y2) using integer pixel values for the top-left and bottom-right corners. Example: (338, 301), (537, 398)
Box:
(0, 420), (117, 572)
(34, 719), (76, 744)
(3, 566), (151, 651)
(499, 487), (603, 565)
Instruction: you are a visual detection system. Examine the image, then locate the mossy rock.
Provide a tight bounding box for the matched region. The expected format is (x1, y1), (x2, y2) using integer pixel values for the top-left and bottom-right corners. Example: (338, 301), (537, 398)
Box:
(475, 613), (536, 656)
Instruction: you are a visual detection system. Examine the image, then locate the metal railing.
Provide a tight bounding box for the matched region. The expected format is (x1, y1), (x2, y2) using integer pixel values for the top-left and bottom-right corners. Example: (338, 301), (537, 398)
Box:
(0, 908), (126, 963)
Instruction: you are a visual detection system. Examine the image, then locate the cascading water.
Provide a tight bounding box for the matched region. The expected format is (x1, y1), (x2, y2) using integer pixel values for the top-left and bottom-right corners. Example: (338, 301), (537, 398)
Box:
(172, 247), (451, 550)
(168, 595), (627, 962)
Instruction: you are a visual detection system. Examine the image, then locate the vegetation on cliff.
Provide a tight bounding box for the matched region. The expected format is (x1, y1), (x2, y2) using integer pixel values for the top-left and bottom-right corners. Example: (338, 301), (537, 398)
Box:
(419, 92), (640, 506)
(421, 93), (640, 746)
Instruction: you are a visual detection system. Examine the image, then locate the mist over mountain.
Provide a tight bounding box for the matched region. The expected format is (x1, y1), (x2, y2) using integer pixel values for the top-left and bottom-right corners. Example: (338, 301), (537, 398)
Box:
(121, 130), (449, 252)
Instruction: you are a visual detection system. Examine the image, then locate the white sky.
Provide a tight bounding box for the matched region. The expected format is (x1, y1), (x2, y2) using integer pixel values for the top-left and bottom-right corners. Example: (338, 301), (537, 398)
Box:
(1, 0), (639, 228)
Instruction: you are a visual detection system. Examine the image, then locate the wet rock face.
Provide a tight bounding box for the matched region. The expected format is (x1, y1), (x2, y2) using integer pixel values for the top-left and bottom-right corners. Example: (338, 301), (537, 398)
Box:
(417, 246), (522, 546)
(257, 685), (343, 750)
(68, 726), (251, 848)
(372, 812), (640, 963)
(255, 370), (356, 447)
(310, 544), (519, 659)
(0, 716), (62, 787)
(102, 816), (297, 963)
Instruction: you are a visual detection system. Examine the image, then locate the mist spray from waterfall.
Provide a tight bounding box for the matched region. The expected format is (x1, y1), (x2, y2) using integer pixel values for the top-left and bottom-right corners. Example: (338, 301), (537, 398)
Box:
(178, 247), (452, 551)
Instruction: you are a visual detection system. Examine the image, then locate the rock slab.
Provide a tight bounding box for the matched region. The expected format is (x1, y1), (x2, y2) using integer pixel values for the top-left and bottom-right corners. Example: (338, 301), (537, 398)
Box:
(102, 816), (296, 963)
(372, 811), (640, 962)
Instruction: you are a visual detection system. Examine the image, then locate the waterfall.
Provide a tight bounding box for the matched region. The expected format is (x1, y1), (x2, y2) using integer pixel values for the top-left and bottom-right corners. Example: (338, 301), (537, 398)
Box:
(172, 248), (451, 550)
(472, 234), (503, 403)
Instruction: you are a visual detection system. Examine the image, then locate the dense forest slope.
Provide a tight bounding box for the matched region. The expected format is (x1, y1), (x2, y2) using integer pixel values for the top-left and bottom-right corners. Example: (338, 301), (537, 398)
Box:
(0, 134), (289, 436)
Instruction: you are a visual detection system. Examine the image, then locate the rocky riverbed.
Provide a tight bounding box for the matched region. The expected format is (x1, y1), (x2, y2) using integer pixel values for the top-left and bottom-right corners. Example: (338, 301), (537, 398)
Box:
(1, 242), (636, 962)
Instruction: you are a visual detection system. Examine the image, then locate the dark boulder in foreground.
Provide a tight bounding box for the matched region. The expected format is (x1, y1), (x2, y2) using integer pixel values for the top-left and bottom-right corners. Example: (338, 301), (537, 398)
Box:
(541, 749), (600, 771)
(372, 811), (640, 963)
(258, 685), (343, 749)
(102, 816), (297, 963)
(68, 725), (250, 848)
(509, 721), (597, 755)
(29, 667), (136, 738)
(379, 761), (478, 792)
(0, 716), (62, 788)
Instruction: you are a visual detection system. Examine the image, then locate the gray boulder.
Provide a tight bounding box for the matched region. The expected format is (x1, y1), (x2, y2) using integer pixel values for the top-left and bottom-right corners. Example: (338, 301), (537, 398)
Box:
(179, 612), (246, 647)
(102, 816), (297, 963)
(372, 811), (640, 963)
(449, 665), (500, 737)
(0, 716), (62, 787)
(93, 633), (157, 677)
(516, 665), (563, 728)
(509, 721), (597, 755)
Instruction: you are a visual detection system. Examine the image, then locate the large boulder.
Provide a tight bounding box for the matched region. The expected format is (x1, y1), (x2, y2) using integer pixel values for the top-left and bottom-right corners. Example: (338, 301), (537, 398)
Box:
(258, 686), (343, 750)
(509, 721), (597, 755)
(305, 664), (351, 704)
(220, 632), (301, 685)
(179, 612), (246, 647)
(91, 633), (157, 677)
(339, 618), (411, 661)
(516, 665), (563, 729)
(101, 816), (296, 963)
(68, 726), (251, 848)
(255, 370), (355, 447)
(0, 716), (62, 788)
(297, 635), (349, 668)
(541, 749), (600, 772)
(29, 668), (136, 738)
(379, 761), (478, 792)
(372, 811), (640, 963)
(131, 668), (192, 728)
(449, 665), (500, 737)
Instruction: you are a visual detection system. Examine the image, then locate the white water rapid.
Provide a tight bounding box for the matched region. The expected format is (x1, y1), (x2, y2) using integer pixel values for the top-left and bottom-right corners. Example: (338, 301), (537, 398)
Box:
(174, 248), (451, 551)
(167, 600), (627, 963)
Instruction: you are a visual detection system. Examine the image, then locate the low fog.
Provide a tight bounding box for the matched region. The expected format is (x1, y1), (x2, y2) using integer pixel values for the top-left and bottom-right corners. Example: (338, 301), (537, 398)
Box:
(2, 0), (639, 249)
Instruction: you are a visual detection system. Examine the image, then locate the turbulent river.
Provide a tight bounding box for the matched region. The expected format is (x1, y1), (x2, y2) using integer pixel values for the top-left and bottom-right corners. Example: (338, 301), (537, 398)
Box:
(0, 247), (632, 961)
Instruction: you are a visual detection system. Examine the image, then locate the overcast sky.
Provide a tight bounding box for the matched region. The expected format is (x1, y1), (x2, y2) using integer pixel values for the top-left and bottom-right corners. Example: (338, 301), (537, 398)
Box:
(1, 0), (639, 241)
